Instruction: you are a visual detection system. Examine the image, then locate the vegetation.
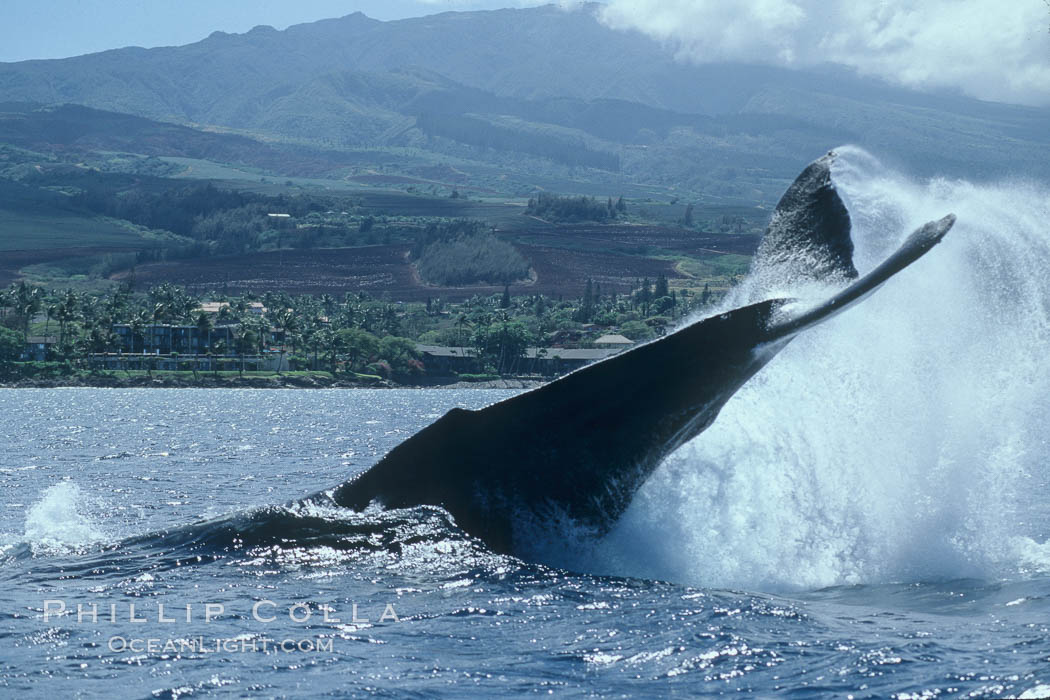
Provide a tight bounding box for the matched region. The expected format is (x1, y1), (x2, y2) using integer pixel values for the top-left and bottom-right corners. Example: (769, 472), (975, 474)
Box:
(0, 94), (761, 360)
(69, 179), (364, 256)
(0, 327), (22, 364)
(416, 112), (620, 171)
(0, 133), (758, 325)
(526, 192), (622, 223)
(1, 3), (1046, 211)
(0, 267), (719, 384)
(412, 220), (530, 286)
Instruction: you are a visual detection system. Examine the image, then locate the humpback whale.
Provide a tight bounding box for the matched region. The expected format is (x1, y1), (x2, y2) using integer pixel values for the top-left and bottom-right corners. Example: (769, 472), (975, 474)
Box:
(327, 152), (955, 555)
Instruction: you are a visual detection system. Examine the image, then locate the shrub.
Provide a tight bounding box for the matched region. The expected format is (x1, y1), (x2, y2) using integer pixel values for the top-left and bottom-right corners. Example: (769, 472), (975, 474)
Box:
(456, 373), (500, 382)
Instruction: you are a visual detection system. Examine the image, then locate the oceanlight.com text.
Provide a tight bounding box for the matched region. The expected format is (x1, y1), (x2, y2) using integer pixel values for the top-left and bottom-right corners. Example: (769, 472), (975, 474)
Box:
(108, 636), (334, 654)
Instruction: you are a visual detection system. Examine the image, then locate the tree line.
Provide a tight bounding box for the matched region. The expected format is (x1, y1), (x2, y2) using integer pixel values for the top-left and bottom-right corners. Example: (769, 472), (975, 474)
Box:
(526, 192), (625, 223)
(0, 281), (424, 381)
(0, 268), (719, 381)
(411, 220), (530, 286)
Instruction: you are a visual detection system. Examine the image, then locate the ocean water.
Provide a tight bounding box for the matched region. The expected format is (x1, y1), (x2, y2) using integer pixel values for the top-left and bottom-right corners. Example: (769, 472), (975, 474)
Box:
(3, 148), (1050, 698)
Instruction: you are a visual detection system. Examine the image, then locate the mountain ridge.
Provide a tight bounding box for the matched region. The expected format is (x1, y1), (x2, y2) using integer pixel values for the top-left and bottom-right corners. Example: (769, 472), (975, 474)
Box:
(0, 4), (1047, 195)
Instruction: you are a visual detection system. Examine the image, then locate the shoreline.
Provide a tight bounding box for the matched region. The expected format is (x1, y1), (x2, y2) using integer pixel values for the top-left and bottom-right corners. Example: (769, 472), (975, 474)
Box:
(0, 375), (546, 390)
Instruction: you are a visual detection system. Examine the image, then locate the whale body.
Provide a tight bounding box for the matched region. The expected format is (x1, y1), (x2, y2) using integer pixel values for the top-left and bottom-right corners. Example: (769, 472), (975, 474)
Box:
(328, 152), (955, 554)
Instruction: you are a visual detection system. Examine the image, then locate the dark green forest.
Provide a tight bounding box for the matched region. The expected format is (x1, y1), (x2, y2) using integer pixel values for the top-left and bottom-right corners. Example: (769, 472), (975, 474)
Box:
(526, 192), (624, 223)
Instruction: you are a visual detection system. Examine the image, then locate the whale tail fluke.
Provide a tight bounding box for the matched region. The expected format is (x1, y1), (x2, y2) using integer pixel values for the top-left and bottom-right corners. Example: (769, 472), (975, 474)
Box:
(752, 151), (858, 288)
(327, 153), (956, 555)
(770, 213), (955, 340)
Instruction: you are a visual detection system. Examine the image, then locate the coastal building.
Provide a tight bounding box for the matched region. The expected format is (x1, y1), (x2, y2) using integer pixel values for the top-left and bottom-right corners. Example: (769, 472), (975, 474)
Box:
(415, 345), (475, 375)
(84, 352), (287, 372)
(530, 347), (623, 375)
(594, 334), (634, 347)
(22, 336), (57, 361)
(112, 324), (236, 355)
(198, 301), (267, 316)
(416, 344), (624, 377)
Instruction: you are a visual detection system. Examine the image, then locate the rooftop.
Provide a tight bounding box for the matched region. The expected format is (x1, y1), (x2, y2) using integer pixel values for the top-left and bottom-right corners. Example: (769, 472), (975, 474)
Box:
(594, 334), (633, 345)
(198, 301), (267, 314)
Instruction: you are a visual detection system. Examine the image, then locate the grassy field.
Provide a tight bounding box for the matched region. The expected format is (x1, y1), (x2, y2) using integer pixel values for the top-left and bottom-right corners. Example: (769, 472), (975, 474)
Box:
(675, 254), (752, 280)
(672, 254), (753, 296)
(0, 204), (191, 289)
(0, 209), (151, 250)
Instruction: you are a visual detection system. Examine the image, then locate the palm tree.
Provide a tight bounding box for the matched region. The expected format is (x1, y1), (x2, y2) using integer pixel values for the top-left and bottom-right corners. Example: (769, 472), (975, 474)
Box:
(13, 281), (42, 338)
(79, 292), (100, 326)
(234, 322), (256, 376)
(194, 311), (213, 376)
(455, 314), (471, 348)
(496, 310), (511, 374)
(106, 285), (131, 321)
(149, 302), (168, 355)
(299, 322), (318, 370)
(44, 301), (57, 338)
(127, 312), (148, 372)
(319, 293), (336, 319)
(56, 290), (80, 347)
(315, 327), (336, 373)
(211, 340), (227, 378)
(250, 316), (269, 355)
(86, 322), (118, 374)
(272, 308), (298, 375)
(305, 315), (329, 370)
(216, 304), (234, 326)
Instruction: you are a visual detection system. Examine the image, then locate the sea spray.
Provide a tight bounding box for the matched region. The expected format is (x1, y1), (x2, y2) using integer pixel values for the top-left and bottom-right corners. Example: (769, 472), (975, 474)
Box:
(583, 146), (1050, 590)
(24, 481), (106, 554)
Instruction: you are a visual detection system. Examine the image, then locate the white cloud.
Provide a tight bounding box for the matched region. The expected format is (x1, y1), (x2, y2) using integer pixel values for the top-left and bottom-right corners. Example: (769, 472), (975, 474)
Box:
(412, 0), (590, 11)
(599, 0), (1050, 106)
(413, 0), (552, 7)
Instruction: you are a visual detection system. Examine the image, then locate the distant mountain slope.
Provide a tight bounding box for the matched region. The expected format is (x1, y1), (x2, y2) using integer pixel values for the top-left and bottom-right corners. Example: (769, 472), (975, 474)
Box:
(0, 103), (371, 177)
(0, 4), (1047, 188)
(0, 103), (265, 159)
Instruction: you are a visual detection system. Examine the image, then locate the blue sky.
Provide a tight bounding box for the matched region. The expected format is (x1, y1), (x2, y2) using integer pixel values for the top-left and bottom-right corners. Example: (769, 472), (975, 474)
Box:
(0, 0), (555, 63)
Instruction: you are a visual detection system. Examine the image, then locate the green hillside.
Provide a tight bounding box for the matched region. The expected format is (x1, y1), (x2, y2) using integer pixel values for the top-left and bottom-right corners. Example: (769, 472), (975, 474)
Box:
(0, 4), (1046, 294)
(0, 4), (1045, 193)
(0, 209), (149, 251)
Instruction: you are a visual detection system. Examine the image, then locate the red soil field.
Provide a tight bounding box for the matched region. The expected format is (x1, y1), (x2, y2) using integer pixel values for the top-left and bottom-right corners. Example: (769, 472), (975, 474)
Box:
(122, 244), (679, 300)
(512, 225), (759, 257)
(117, 226), (759, 300)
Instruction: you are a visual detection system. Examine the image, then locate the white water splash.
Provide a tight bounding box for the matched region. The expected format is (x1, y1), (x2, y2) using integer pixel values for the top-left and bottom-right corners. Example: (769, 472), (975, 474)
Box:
(592, 146), (1050, 590)
(23, 481), (106, 554)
